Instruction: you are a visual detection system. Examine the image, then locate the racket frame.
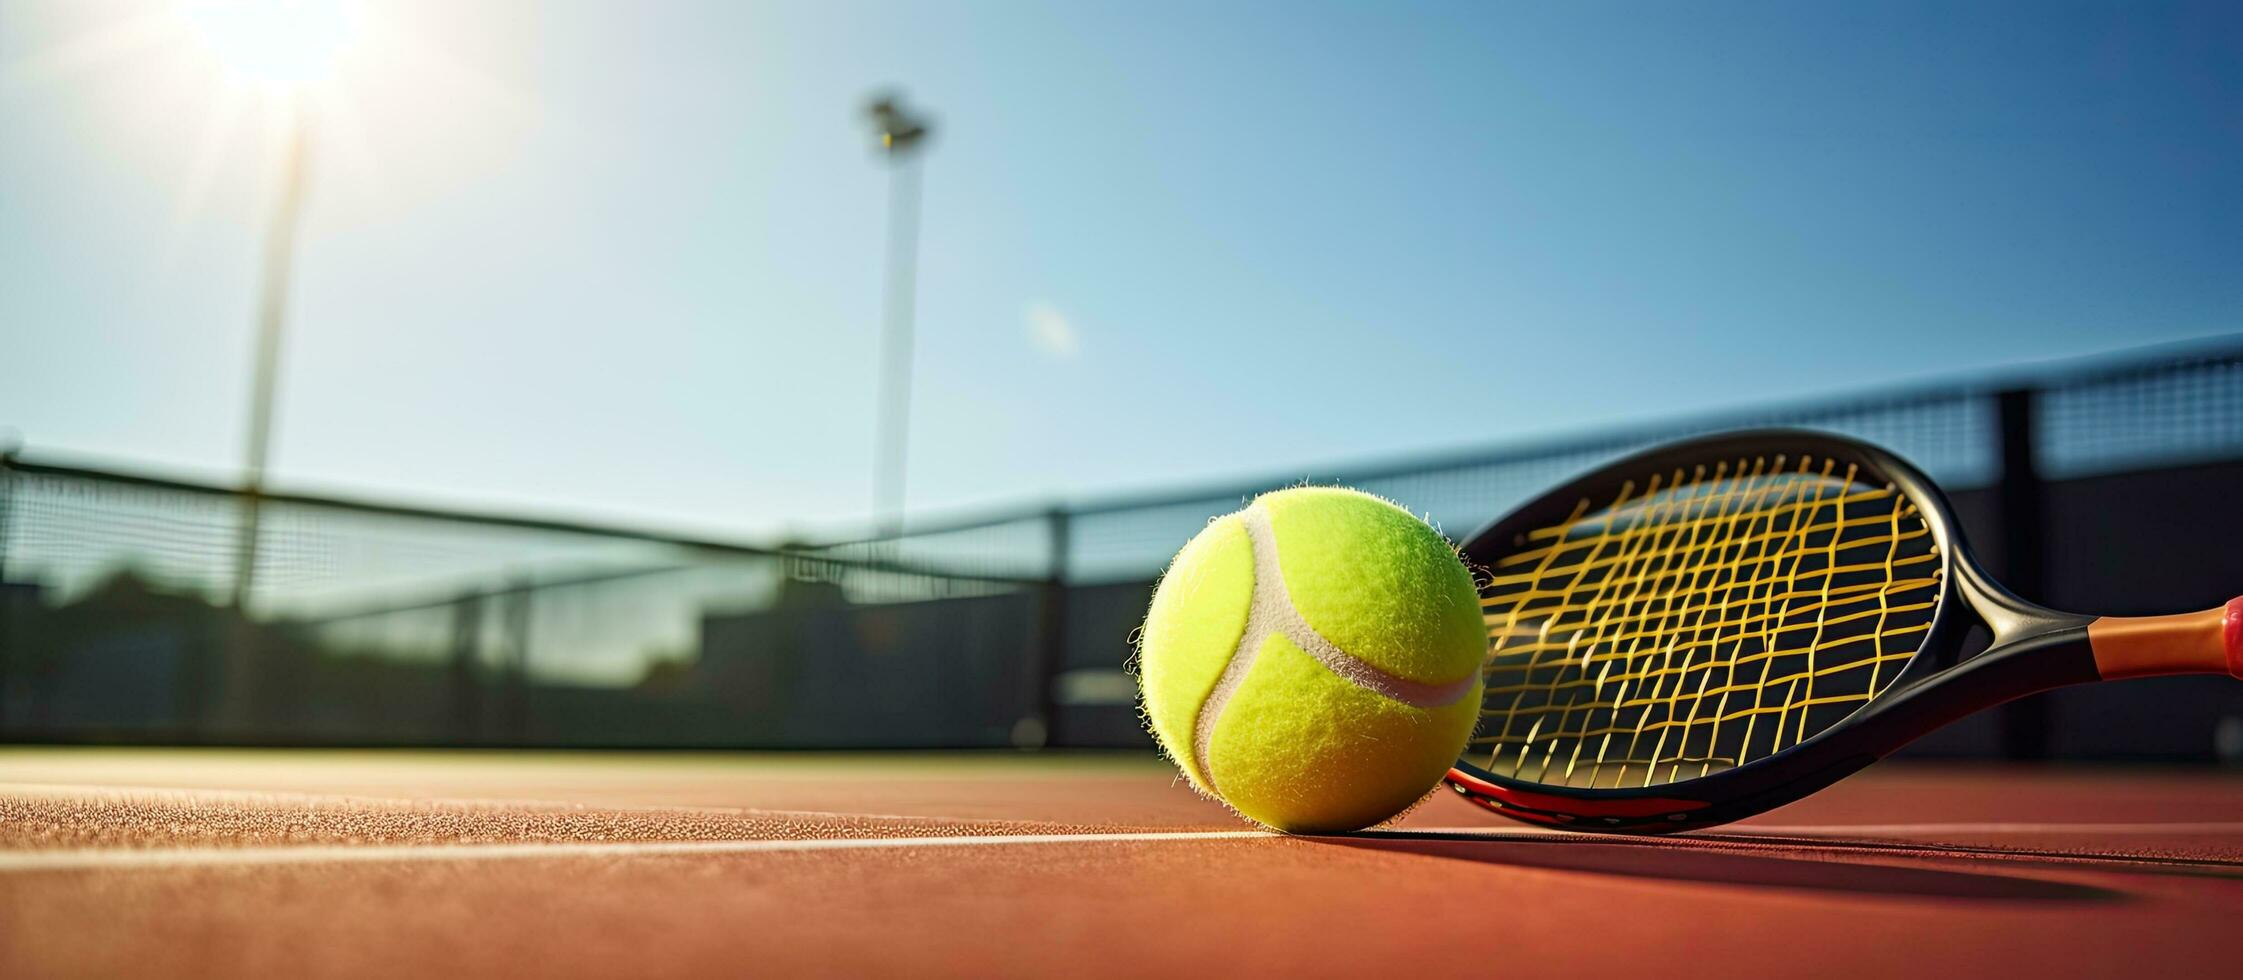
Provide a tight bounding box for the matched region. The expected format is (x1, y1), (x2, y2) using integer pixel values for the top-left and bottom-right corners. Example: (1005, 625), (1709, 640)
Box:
(1444, 429), (2100, 832)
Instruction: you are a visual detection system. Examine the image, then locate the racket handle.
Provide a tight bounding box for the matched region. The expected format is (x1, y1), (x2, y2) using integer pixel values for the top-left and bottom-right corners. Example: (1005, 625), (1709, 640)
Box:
(2087, 596), (2243, 681)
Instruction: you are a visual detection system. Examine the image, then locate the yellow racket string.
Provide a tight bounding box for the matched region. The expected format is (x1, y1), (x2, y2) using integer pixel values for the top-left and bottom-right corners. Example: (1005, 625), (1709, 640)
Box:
(1472, 454), (1942, 789)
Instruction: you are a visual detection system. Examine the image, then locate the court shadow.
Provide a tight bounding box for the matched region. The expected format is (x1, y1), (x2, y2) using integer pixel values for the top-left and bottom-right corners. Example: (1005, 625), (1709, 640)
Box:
(1309, 832), (2123, 902)
(1689, 830), (2243, 881)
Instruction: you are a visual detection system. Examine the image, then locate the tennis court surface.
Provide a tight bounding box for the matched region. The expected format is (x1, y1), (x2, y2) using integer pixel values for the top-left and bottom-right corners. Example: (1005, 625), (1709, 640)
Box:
(2, 749), (2238, 978)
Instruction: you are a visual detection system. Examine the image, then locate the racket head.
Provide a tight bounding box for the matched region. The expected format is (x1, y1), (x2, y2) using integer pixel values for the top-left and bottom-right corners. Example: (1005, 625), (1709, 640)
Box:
(1445, 429), (1992, 832)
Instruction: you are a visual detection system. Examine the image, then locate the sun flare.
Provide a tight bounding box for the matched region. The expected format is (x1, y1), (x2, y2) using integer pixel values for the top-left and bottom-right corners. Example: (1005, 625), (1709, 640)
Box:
(178, 0), (361, 86)
(2, 1), (531, 267)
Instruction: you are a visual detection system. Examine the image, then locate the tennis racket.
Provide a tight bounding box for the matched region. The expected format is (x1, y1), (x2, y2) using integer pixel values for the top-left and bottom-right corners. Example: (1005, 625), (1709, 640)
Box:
(1443, 429), (2242, 833)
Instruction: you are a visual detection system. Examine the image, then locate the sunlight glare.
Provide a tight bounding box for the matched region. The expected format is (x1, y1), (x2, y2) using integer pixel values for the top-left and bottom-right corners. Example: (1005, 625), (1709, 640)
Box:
(179, 0), (360, 85)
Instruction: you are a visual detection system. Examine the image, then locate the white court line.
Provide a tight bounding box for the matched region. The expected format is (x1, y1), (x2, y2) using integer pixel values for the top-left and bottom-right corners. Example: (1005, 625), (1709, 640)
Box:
(0, 781), (967, 827)
(19, 820), (2240, 874)
(9, 822), (2241, 874)
(17, 820), (2238, 875)
(0, 830), (1279, 874)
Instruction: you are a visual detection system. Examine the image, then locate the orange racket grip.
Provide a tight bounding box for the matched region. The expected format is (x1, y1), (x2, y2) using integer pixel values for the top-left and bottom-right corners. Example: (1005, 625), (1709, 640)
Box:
(2087, 596), (2243, 681)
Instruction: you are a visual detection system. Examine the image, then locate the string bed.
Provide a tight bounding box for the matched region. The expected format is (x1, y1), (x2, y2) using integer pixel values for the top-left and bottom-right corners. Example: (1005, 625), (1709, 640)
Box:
(1471, 454), (1943, 789)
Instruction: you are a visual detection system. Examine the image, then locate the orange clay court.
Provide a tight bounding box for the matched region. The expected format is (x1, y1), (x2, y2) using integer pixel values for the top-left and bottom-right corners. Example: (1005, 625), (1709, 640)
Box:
(1, 749), (2239, 978)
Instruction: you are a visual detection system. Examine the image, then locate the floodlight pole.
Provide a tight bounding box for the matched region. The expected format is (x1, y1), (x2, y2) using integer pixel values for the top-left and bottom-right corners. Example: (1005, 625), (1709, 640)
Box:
(865, 96), (930, 541)
(230, 96), (313, 610)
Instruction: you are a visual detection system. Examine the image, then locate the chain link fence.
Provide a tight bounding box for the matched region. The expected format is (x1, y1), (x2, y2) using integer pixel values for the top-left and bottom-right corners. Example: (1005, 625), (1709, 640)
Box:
(3, 338), (2240, 751)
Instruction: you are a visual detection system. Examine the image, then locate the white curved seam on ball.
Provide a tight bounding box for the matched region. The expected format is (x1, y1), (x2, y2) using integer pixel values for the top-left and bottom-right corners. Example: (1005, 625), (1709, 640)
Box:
(1190, 503), (1481, 793)
(1190, 512), (1278, 794)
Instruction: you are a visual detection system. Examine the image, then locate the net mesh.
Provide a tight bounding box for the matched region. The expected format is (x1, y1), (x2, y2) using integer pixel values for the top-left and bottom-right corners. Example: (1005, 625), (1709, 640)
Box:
(1471, 453), (1944, 789)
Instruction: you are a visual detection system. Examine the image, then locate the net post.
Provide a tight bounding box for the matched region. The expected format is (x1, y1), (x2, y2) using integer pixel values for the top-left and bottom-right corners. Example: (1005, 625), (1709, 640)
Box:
(1994, 386), (2053, 760)
(0, 443), (16, 586)
(449, 592), (486, 745)
(0, 448), (15, 736)
(501, 582), (532, 746)
(1020, 506), (1071, 749)
(218, 486), (264, 738)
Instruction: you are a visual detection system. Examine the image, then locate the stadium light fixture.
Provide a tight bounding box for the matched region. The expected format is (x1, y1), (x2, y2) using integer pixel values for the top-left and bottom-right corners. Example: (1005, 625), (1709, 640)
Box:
(862, 94), (933, 540)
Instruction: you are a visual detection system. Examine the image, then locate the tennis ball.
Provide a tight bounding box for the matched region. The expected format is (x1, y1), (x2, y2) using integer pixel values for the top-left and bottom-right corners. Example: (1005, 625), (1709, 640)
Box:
(1138, 487), (1485, 833)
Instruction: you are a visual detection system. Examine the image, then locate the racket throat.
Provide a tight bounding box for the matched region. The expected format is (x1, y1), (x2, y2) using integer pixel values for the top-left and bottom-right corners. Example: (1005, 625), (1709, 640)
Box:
(1854, 625), (2101, 760)
(1950, 557), (2091, 653)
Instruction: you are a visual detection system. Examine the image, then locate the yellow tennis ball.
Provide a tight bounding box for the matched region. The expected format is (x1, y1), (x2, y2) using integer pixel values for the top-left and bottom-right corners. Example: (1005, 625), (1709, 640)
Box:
(1138, 486), (1485, 833)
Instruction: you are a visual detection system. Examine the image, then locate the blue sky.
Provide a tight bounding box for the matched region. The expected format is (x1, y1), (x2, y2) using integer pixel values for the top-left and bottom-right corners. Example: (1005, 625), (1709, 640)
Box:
(3, 1), (2238, 540)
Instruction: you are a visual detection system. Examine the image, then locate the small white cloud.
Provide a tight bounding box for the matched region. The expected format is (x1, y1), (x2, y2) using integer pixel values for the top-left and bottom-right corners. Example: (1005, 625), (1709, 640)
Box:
(1025, 302), (1081, 359)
